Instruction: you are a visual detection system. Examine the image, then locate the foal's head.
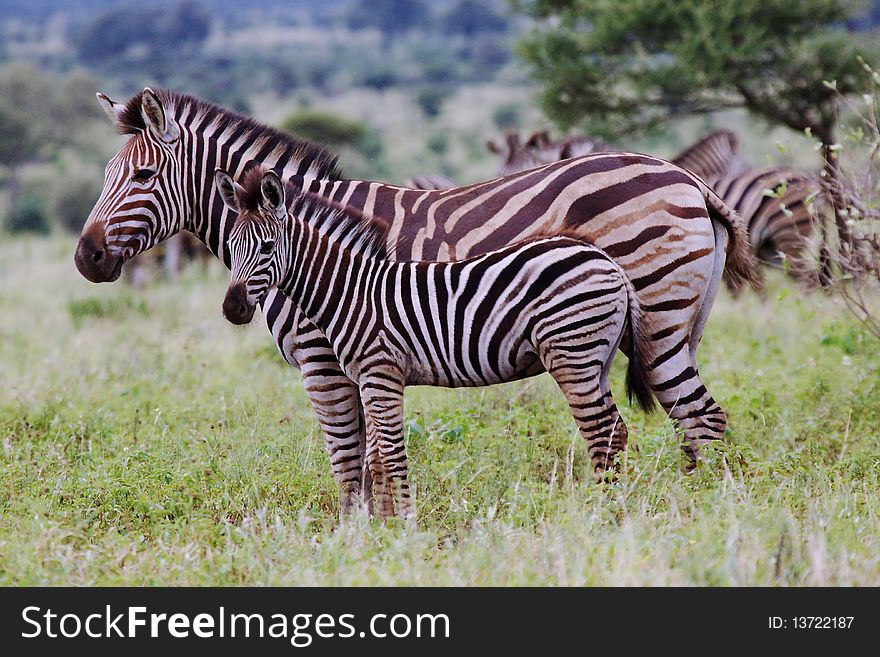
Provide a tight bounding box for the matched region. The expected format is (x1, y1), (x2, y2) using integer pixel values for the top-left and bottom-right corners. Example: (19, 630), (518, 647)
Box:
(216, 167), (288, 325)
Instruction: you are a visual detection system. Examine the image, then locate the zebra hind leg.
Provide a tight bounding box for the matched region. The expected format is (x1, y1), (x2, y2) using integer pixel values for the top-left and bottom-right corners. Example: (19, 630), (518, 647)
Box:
(543, 355), (628, 481)
(650, 343), (727, 470)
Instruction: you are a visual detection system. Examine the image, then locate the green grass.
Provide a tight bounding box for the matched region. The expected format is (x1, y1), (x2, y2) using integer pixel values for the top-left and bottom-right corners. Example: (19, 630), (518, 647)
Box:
(1, 235), (878, 585)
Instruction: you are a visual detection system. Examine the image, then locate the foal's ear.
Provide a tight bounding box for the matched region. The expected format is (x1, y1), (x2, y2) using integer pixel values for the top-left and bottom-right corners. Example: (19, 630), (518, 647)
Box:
(486, 139), (502, 155)
(215, 169), (243, 212)
(260, 171), (287, 221)
(141, 88), (179, 143)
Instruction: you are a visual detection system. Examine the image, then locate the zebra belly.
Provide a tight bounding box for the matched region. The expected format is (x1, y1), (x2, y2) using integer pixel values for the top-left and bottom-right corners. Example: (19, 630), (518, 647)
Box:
(402, 345), (544, 388)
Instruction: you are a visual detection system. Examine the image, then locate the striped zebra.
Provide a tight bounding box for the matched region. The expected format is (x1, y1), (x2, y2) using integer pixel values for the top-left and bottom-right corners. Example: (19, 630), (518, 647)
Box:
(487, 130), (611, 177)
(401, 173), (456, 190)
(217, 167), (656, 518)
(670, 132), (823, 283)
(705, 167), (822, 280)
(74, 89), (758, 514)
(494, 128), (823, 283)
(406, 131), (611, 191)
(671, 130), (751, 182)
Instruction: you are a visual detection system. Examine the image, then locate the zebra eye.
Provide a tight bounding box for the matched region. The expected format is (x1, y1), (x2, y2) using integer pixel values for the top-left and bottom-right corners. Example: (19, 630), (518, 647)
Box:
(133, 168), (156, 182)
(260, 240), (275, 255)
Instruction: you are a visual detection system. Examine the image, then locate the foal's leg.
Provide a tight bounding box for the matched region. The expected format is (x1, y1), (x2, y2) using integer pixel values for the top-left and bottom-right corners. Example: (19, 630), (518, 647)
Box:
(542, 352), (628, 479)
(359, 370), (413, 521)
(266, 293), (372, 517)
(363, 410), (395, 520)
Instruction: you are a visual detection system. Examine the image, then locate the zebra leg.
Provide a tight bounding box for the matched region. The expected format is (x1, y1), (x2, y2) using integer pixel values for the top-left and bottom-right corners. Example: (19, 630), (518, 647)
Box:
(650, 343), (727, 469)
(363, 409), (395, 520)
(298, 357), (372, 517)
(267, 294), (373, 518)
(661, 219), (728, 468)
(542, 355), (628, 479)
(358, 372), (413, 521)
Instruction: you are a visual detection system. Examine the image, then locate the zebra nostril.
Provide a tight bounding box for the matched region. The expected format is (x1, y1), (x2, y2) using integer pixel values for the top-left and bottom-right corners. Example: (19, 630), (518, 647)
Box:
(238, 304), (247, 317)
(92, 249), (104, 264)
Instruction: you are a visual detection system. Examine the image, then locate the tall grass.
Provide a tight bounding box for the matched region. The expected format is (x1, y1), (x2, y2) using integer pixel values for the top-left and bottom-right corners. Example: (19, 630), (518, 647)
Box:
(0, 235), (878, 585)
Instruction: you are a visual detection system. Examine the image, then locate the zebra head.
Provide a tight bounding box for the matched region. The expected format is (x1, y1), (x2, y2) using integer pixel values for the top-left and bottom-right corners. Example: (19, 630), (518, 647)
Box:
(74, 88), (187, 283)
(216, 168), (287, 325)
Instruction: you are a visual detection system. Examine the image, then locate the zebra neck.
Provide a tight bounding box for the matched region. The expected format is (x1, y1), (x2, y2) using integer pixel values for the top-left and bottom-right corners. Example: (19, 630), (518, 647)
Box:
(279, 220), (387, 346)
(187, 135), (337, 268)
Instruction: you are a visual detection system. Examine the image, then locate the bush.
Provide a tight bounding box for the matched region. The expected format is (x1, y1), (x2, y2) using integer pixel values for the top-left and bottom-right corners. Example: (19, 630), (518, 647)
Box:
(416, 86), (447, 118)
(50, 167), (103, 234)
(427, 132), (449, 156)
(492, 103), (520, 130)
(280, 110), (368, 148)
(6, 184), (48, 234)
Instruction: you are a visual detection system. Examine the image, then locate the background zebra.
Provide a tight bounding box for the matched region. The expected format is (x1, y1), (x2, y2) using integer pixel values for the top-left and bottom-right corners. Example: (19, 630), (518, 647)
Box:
(401, 173), (456, 190)
(218, 167), (655, 519)
(670, 132), (825, 285)
(74, 89), (757, 513)
(490, 128), (824, 284)
(486, 130), (611, 178)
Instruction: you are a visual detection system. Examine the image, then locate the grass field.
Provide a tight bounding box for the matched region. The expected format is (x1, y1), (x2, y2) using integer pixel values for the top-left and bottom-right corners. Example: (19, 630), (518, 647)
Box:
(1, 235), (878, 585)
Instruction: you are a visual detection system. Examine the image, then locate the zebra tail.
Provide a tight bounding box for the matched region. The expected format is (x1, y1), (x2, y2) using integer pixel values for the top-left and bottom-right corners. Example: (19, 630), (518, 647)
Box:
(622, 272), (657, 413)
(701, 184), (764, 291)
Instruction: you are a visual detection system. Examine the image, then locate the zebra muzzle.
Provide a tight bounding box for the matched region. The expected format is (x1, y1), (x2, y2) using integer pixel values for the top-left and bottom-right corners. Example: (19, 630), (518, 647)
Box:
(222, 283), (255, 325)
(73, 230), (124, 283)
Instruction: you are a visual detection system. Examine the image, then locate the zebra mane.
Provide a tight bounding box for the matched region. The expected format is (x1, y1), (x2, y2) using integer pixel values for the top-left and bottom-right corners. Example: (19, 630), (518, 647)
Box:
(673, 130), (740, 167)
(288, 190), (391, 259)
(233, 166), (390, 258)
(117, 89), (343, 181)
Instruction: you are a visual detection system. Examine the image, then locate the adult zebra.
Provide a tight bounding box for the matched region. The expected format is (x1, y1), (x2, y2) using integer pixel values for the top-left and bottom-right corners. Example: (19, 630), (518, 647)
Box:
(74, 89), (758, 514)
(218, 167), (655, 518)
(493, 128), (823, 283)
(671, 131), (823, 283)
(487, 130), (611, 178)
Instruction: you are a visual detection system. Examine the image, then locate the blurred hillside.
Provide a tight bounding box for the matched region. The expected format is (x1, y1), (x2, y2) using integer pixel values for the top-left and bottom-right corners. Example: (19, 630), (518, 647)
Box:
(1, 0), (877, 235)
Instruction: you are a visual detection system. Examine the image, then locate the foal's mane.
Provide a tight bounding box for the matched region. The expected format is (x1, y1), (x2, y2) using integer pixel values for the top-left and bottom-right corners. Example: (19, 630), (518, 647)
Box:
(117, 89), (343, 181)
(235, 166), (391, 259)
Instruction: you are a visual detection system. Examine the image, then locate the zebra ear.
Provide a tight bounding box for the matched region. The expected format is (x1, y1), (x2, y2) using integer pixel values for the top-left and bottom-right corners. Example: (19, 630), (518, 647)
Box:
(260, 172), (287, 221)
(486, 140), (502, 155)
(215, 170), (243, 213)
(96, 92), (125, 130)
(525, 131), (543, 149)
(141, 88), (179, 143)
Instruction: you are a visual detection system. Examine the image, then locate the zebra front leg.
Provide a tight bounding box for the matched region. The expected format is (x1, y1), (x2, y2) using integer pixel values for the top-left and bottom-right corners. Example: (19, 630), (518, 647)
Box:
(299, 360), (372, 517)
(359, 372), (413, 521)
(363, 409), (395, 520)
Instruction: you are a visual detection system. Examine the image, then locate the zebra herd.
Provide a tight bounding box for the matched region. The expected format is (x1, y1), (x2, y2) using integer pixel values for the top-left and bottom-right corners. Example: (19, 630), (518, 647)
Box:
(76, 87), (768, 520)
(474, 128), (826, 287)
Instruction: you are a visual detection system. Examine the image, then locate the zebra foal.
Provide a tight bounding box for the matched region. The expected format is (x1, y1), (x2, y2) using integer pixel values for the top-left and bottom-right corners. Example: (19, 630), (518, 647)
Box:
(217, 167), (655, 519)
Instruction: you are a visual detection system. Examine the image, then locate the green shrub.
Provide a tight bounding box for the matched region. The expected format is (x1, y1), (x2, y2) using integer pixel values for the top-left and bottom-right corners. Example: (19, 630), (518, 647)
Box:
(427, 132), (449, 156)
(6, 184), (49, 234)
(50, 167), (103, 233)
(492, 103), (520, 130)
(416, 86), (447, 118)
(280, 110), (367, 148)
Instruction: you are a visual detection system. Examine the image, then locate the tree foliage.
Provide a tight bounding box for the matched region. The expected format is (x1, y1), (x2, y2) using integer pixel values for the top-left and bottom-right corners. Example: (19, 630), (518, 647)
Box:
(280, 110), (368, 148)
(0, 64), (101, 168)
(515, 0), (878, 141)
